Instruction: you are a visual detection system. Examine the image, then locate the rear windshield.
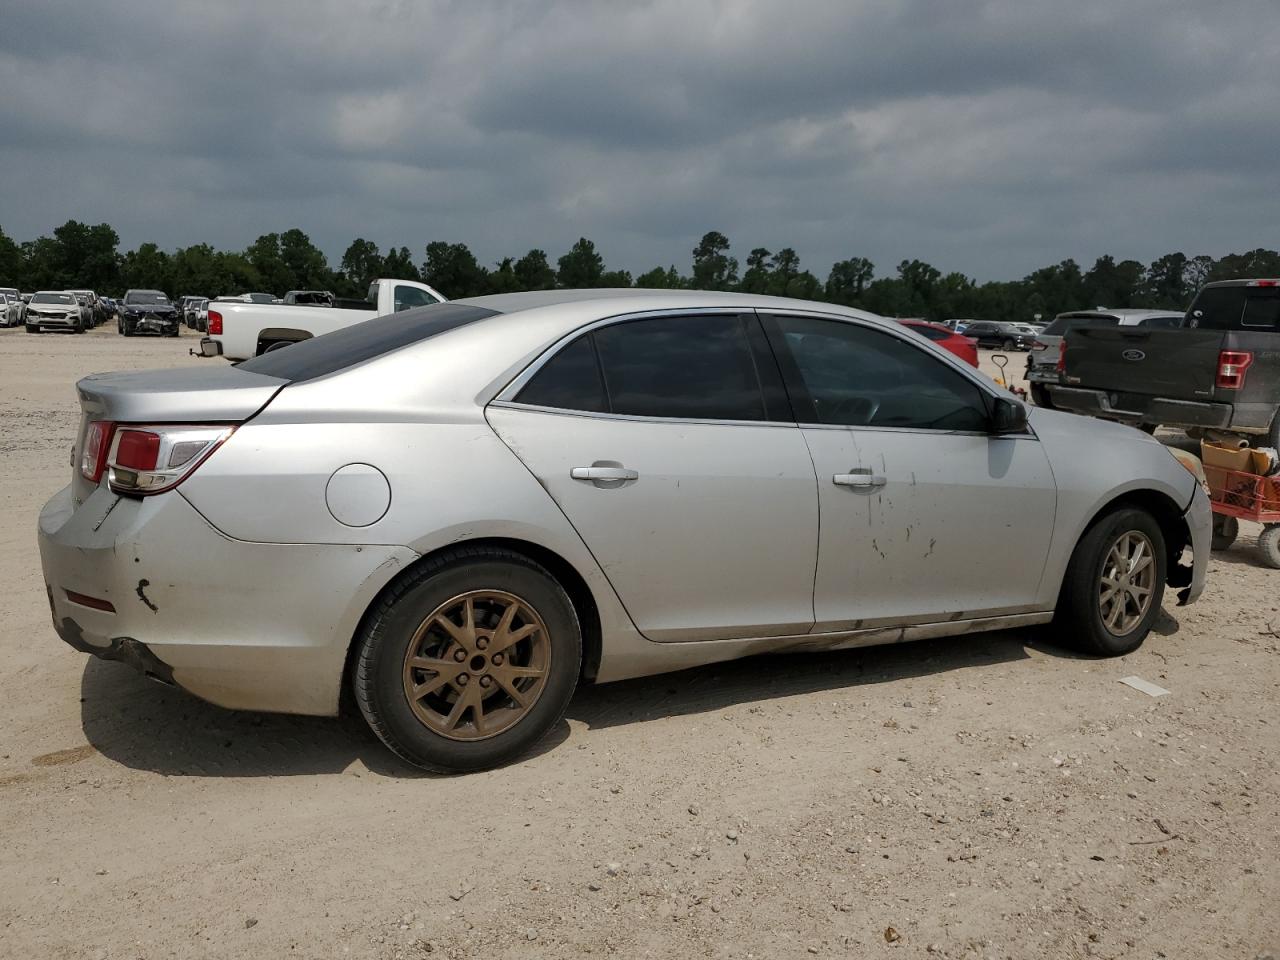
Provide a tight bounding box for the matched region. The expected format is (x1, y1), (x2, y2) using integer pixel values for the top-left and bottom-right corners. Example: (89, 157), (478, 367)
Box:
(907, 324), (950, 342)
(236, 302), (500, 381)
(1191, 285), (1280, 330)
(1042, 313), (1121, 336)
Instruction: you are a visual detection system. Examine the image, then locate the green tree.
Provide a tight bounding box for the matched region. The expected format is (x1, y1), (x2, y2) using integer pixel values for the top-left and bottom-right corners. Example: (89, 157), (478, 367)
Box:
(1209, 248), (1280, 282)
(740, 248), (773, 293)
(825, 257), (875, 305)
(690, 230), (738, 290)
(279, 227), (333, 291)
(52, 220), (121, 292)
(0, 225), (23, 286)
(120, 242), (172, 293)
(340, 238), (383, 295)
(488, 257), (523, 294)
(1023, 259), (1085, 318)
(600, 269), (632, 287)
(1141, 252), (1189, 308)
(514, 249), (556, 290)
(636, 265), (685, 288)
(556, 238), (605, 288)
(244, 234), (293, 295)
(381, 246), (420, 281)
(423, 241), (489, 298)
(768, 248), (801, 295)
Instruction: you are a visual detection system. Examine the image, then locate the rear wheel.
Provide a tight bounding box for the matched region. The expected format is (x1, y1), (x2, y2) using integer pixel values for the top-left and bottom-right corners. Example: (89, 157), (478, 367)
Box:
(1258, 525), (1280, 569)
(1029, 383), (1054, 408)
(1053, 507), (1166, 656)
(353, 548), (581, 773)
(1001, 338), (1015, 351)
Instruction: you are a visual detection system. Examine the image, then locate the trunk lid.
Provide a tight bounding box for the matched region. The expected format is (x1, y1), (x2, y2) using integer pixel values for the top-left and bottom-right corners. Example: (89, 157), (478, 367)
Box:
(1063, 326), (1224, 399)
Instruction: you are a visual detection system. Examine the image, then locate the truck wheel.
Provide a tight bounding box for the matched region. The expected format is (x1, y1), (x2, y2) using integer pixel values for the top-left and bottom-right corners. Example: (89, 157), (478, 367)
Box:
(1052, 507), (1166, 656)
(1211, 515), (1238, 551)
(1257, 525), (1280, 569)
(353, 548), (581, 773)
(1001, 338), (1015, 351)
(1029, 383), (1054, 408)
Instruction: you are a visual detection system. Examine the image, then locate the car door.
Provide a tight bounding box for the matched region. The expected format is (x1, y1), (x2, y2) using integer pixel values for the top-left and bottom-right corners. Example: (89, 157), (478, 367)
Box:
(760, 312), (1058, 630)
(487, 311), (819, 643)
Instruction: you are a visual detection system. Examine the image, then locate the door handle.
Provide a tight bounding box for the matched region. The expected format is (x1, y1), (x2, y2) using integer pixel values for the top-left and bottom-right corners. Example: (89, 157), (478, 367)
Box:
(833, 470), (887, 489)
(571, 463), (639, 487)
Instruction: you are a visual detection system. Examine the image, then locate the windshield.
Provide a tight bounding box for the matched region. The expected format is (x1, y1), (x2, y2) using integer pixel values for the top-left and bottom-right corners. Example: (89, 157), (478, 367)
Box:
(126, 292), (170, 305)
(32, 293), (75, 305)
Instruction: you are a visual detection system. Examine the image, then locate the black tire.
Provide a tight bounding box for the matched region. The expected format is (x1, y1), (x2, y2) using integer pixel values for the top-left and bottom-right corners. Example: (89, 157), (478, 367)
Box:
(1029, 383), (1054, 408)
(1258, 525), (1280, 569)
(1052, 507), (1166, 656)
(1211, 515), (1238, 552)
(25, 324), (39, 334)
(1138, 423), (1159, 435)
(121, 323), (133, 337)
(1001, 338), (1015, 351)
(353, 547), (581, 773)
(166, 328), (180, 338)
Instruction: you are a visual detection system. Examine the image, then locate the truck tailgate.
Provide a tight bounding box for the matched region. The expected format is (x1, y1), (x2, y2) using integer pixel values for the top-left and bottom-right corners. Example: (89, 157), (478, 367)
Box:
(1063, 327), (1223, 400)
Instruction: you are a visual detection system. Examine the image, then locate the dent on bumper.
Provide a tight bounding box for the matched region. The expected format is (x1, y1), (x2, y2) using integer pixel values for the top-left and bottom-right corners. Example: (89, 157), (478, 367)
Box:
(38, 484), (418, 715)
(1178, 485), (1212, 605)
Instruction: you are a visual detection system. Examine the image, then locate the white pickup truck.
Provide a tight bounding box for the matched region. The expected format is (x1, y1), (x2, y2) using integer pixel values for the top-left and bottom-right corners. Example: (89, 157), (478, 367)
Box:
(197, 278), (446, 361)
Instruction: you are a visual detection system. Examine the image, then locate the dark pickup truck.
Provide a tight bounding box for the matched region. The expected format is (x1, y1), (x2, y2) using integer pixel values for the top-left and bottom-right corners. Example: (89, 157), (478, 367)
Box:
(1049, 279), (1280, 445)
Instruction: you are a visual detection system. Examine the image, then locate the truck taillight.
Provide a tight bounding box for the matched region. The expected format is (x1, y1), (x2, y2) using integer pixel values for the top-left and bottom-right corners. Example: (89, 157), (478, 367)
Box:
(107, 424), (235, 496)
(208, 309), (222, 335)
(79, 421), (116, 483)
(1216, 350), (1254, 390)
(1056, 340), (1066, 373)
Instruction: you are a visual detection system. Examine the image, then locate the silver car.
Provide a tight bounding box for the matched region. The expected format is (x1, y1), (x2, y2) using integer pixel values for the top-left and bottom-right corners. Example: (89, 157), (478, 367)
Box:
(38, 291), (1210, 772)
(1027, 309), (1184, 408)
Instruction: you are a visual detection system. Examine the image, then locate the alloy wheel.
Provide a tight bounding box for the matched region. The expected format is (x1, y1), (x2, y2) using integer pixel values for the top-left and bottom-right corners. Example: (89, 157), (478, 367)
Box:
(401, 589), (551, 741)
(1097, 530), (1156, 636)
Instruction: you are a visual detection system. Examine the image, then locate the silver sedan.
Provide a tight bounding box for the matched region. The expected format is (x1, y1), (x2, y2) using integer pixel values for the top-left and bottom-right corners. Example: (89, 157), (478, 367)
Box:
(38, 291), (1210, 772)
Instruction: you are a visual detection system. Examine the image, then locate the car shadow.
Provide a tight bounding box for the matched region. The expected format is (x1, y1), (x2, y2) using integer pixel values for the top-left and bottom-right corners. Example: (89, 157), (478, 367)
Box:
(80, 627), (1113, 779)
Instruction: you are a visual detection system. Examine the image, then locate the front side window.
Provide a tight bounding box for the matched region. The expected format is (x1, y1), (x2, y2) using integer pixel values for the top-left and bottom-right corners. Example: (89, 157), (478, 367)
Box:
(515, 314), (770, 421)
(769, 315), (990, 432)
(394, 285), (439, 312)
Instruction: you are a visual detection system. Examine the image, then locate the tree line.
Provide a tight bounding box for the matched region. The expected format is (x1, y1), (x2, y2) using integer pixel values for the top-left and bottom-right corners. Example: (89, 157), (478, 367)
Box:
(2, 220), (1277, 324)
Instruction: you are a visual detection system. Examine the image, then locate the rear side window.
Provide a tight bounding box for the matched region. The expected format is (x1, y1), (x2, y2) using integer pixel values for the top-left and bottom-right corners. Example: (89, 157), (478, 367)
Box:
(1138, 315), (1183, 329)
(515, 314), (771, 421)
(394, 285), (439, 312)
(237, 303), (499, 382)
(1191, 286), (1280, 330)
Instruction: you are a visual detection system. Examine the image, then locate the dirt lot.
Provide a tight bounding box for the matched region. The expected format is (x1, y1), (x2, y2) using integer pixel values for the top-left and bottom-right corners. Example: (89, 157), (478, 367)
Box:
(1, 326), (1276, 960)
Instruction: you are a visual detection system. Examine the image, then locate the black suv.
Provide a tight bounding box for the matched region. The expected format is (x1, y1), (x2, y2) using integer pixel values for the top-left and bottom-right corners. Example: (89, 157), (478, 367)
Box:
(960, 321), (1033, 351)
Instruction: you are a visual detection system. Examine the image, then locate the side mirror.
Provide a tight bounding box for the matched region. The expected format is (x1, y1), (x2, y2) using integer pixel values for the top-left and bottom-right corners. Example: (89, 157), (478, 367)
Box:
(991, 397), (1028, 434)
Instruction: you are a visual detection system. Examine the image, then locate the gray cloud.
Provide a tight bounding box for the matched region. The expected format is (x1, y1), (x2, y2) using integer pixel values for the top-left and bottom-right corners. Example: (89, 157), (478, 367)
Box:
(1, 0), (1278, 282)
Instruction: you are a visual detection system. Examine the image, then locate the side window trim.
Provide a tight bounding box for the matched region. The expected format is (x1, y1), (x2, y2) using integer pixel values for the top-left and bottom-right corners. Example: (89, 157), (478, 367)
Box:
(759, 311), (1001, 431)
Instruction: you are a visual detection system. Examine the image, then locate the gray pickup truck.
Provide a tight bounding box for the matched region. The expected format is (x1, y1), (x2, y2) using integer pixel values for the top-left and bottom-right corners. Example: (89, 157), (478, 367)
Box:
(1050, 280), (1280, 444)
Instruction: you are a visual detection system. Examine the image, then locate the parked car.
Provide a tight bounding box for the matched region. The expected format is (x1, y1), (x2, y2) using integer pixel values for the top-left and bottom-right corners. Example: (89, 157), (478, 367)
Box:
(25, 291), (85, 333)
(897, 319), (979, 367)
(1027, 309), (1185, 408)
(119, 290), (181, 337)
(961, 321), (1034, 351)
(1052, 280), (1280, 443)
(199, 277), (445, 360)
(99, 296), (117, 321)
(0, 287), (24, 326)
(68, 289), (107, 327)
(39, 290), (1209, 772)
(177, 296), (206, 328)
(195, 298), (210, 333)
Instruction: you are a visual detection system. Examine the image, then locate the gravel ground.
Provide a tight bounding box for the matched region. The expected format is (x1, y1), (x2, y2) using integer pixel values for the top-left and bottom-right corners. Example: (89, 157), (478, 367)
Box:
(0, 326), (1276, 960)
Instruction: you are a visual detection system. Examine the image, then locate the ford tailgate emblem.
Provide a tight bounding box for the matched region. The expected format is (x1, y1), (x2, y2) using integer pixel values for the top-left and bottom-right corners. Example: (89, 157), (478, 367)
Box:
(1122, 349), (1146, 362)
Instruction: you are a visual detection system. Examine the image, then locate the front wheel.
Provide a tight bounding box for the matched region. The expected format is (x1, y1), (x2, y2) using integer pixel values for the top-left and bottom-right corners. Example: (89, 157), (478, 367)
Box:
(25, 324), (40, 334)
(353, 548), (582, 773)
(1053, 507), (1166, 656)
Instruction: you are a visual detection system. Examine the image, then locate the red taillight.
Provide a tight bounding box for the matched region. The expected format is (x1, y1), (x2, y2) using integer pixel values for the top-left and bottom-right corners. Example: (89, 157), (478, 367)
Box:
(1216, 350), (1254, 390)
(114, 429), (161, 470)
(1056, 340), (1067, 373)
(79, 421), (116, 483)
(1031, 340), (1048, 352)
(208, 309), (222, 335)
(1247, 280), (1279, 287)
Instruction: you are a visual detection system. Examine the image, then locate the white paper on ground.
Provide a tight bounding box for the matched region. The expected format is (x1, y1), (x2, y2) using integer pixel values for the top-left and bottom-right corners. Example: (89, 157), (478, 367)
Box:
(1118, 675), (1171, 698)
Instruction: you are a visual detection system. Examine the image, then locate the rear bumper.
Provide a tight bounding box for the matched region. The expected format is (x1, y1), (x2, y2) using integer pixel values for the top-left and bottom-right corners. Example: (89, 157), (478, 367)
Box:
(1025, 364), (1059, 384)
(196, 337), (223, 358)
(1049, 387), (1233, 428)
(38, 484), (418, 715)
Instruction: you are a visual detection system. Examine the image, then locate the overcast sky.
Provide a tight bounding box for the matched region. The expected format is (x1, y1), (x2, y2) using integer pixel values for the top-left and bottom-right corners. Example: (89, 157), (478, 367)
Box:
(1, 0), (1277, 281)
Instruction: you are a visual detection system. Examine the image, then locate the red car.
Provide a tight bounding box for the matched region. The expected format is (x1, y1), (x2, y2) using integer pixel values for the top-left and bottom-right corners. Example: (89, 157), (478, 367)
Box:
(897, 320), (979, 367)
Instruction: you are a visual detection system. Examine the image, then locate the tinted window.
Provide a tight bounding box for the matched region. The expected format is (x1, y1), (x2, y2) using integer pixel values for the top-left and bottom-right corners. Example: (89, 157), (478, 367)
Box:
(907, 324), (950, 342)
(773, 316), (990, 431)
(394, 285), (439, 312)
(593, 315), (767, 420)
(516, 335), (607, 412)
(32, 293), (75, 305)
(1190, 286), (1280, 330)
(238, 302), (499, 382)
(1138, 315), (1184, 329)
